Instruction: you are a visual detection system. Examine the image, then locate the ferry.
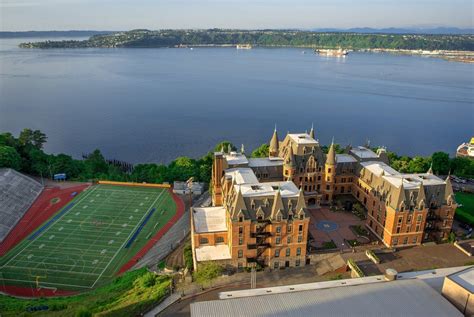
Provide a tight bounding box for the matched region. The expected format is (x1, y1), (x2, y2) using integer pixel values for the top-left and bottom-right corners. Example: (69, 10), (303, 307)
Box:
(316, 48), (349, 57)
(236, 44), (252, 50)
(456, 137), (474, 159)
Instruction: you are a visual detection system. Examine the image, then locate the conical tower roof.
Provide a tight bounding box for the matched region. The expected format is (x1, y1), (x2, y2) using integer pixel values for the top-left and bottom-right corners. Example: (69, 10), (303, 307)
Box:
(269, 126), (279, 156)
(232, 186), (247, 218)
(445, 174), (454, 202)
(309, 123), (315, 139)
(427, 162), (433, 175)
(417, 182), (426, 208)
(271, 189), (284, 219)
(326, 139), (336, 166)
(295, 188), (306, 212)
(394, 180), (407, 210)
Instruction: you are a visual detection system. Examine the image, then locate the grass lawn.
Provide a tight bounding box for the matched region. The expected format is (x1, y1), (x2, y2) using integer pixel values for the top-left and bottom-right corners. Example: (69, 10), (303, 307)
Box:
(455, 192), (474, 225)
(0, 268), (171, 317)
(0, 184), (176, 291)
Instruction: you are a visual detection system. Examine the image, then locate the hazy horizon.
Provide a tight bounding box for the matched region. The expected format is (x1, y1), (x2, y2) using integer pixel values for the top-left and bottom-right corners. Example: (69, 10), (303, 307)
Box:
(1, 0), (472, 31)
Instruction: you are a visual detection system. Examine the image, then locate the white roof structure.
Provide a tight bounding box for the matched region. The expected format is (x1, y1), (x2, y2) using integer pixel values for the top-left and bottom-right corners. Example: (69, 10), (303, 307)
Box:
(447, 266), (474, 293)
(336, 154), (357, 164)
(361, 161), (399, 177)
(225, 168), (259, 185)
(192, 207), (227, 233)
(288, 133), (318, 145)
(191, 267), (469, 317)
(248, 158), (284, 167)
(195, 245), (231, 262)
(224, 152), (249, 166)
(239, 181), (299, 198)
(361, 161), (446, 189)
(350, 146), (379, 159)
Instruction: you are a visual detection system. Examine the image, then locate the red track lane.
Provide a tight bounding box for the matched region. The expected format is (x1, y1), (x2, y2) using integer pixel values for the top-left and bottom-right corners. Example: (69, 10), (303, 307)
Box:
(0, 187), (184, 297)
(117, 189), (185, 274)
(0, 285), (78, 297)
(0, 184), (90, 256)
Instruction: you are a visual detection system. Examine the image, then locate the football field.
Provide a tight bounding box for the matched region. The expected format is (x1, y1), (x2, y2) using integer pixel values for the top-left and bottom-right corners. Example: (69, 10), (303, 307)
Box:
(0, 184), (177, 291)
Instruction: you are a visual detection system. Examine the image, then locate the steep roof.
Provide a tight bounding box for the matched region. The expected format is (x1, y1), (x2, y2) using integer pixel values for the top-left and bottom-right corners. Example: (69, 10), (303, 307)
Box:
(326, 141), (336, 166)
(269, 128), (279, 156)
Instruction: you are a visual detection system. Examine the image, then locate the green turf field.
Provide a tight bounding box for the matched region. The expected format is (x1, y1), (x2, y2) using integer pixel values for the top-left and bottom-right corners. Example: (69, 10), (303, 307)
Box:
(455, 192), (474, 225)
(0, 184), (177, 291)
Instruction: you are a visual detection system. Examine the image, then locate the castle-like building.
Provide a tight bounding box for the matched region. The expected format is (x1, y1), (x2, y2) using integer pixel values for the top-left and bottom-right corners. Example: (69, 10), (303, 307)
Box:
(191, 127), (456, 270)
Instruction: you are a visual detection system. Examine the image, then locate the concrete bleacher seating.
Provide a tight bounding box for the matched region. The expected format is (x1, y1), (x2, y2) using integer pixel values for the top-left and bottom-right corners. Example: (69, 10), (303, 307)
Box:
(0, 168), (43, 242)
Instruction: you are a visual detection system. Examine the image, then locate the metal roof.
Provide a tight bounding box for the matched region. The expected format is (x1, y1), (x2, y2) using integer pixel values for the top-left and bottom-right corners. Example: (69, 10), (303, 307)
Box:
(191, 279), (462, 317)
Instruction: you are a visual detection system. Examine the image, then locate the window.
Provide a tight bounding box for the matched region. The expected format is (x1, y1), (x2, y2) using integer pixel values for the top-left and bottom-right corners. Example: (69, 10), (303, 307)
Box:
(200, 237), (208, 244)
(277, 215), (282, 221)
(274, 261), (279, 269)
(403, 237), (408, 245)
(239, 226), (243, 236)
(239, 216), (244, 222)
(298, 224), (303, 232)
(287, 224), (292, 233)
(275, 249), (280, 257)
(398, 217), (403, 224)
(328, 168), (332, 173)
(238, 262), (243, 269)
(407, 215), (412, 223)
(396, 227), (401, 234)
(412, 236), (417, 244)
(295, 259), (300, 267)
(296, 247), (301, 256)
(287, 236), (292, 244)
(239, 238), (243, 245)
(216, 236), (224, 244)
(276, 226), (281, 234)
(393, 238), (398, 246)
(415, 225), (420, 232)
(417, 215), (422, 223)
(286, 248), (290, 257)
(238, 250), (243, 258)
(276, 237), (281, 245)
(406, 226), (410, 233)
(298, 235), (303, 243)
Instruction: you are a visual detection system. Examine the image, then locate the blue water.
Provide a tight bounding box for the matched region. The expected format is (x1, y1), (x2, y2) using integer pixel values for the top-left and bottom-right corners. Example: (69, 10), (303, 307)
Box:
(1, 38), (473, 163)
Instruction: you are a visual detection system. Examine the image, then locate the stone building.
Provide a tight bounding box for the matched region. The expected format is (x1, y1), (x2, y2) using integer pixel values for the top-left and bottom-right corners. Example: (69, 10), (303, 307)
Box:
(192, 127), (456, 269)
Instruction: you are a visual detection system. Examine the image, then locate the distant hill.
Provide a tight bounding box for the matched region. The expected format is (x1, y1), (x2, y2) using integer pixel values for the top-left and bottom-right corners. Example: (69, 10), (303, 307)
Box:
(310, 27), (474, 35)
(18, 29), (474, 51)
(0, 31), (115, 38)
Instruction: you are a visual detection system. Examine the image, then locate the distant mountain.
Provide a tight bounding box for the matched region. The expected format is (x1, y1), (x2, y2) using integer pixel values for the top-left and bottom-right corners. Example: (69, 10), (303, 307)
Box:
(310, 27), (474, 35)
(0, 31), (115, 38)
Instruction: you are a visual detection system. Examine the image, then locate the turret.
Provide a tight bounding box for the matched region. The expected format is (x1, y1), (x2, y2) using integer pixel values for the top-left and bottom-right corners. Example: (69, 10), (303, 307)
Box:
(394, 181), (407, 211)
(417, 182), (426, 210)
(427, 162), (433, 175)
(269, 126), (279, 158)
(324, 139), (337, 203)
(309, 123), (315, 139)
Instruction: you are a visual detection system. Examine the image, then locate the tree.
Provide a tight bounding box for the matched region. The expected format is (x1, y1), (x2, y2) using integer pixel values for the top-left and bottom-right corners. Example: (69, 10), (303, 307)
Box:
(32, 130), (47, 149)
(251, 143), (269, 158)
(0, 146), (22, 170)
(84, 149), (108, 178)
(407, 156), (431, 173)
(432, 152), (450, 175)
(192, 262), (223, 288)
(18, 128), (34, 147)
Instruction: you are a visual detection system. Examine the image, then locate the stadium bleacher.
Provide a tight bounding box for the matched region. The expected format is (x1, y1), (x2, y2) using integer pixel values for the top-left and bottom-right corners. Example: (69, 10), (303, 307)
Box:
(0, 168), (43, 242)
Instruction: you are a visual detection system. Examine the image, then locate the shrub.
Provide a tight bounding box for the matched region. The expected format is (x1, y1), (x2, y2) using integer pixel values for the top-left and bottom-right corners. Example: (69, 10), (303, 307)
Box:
(76, 307), (92, 317)
(347, 258), (365, 277)
(183, 244), (194, 270)
(193, 262), (223, 288)
(139, 272), (157, 288)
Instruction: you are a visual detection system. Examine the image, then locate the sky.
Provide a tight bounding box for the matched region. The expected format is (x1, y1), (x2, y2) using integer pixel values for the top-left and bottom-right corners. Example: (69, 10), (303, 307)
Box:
(1, 0), (473, 31)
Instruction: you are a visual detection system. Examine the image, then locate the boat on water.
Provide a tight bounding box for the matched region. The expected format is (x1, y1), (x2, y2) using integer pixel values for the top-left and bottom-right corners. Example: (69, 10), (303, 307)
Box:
(316, 48), (349, 57)
(456, 137), (474, 159)
(236, 44), (252, 50)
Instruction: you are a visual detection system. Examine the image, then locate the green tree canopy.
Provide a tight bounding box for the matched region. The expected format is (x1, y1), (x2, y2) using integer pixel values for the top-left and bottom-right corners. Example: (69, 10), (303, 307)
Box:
(0, 146), (22, 170)
(251, 143), (269, 158)
(432, 152), (450, 175)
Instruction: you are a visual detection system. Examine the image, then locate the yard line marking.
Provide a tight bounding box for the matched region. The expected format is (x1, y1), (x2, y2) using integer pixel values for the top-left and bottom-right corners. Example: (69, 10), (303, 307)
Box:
(90, 189), (165, 288)
(0, 186), (99, 269)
